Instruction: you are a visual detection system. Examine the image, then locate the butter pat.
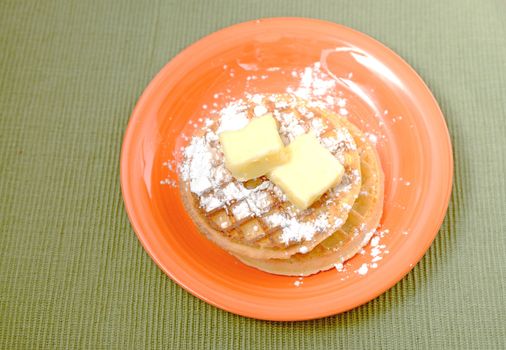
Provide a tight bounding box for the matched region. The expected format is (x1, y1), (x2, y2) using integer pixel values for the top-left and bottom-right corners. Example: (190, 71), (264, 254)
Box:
(219, 113), (286, 180)
(268, 133), (344, 210)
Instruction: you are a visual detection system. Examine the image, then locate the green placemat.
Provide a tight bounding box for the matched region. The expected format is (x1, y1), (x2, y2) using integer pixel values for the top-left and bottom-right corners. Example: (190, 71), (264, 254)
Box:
(1, 0), (505, 349)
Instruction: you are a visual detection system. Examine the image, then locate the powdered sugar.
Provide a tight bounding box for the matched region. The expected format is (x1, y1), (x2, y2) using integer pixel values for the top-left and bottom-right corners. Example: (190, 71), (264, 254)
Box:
(222, 182), (248, 202)
(288, 62), (350, 113)
(299, 246), (309, 254)
(279, 213), (330, 244)
(200, 194), (224, 212)
(180, 137), (214, 195)
(320, 137), (340, 154)
(263, 212), (286, 228)
(293, 277), (304, 287)
(277, 112), (306, 142)
(177, 92), (359, 245)
(310, 118), (326, 136)
(245, 190), (273, 216)
(216, 101), (249, 133)
(293, 63), (338, 102)
(212, 165), (232, 185)
(232, 201), (251, 221)
(334, 263), (344, 272)
(272, 184), (287, 202)
(253, 105), (268, 117)
(357, 263), (368, 275)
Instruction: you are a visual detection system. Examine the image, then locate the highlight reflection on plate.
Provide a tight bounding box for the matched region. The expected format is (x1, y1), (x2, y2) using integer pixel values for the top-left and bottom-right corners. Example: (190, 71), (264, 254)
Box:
(120, 18), (453, 321)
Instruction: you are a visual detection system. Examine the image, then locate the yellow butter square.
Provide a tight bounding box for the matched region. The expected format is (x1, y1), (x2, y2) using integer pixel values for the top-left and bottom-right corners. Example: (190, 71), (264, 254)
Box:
(268, 133), (344, 210)
(219, 113), (286, 180)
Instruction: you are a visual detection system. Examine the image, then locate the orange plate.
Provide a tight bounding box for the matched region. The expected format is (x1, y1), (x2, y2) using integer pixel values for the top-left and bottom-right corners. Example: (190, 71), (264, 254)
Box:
(120, 18), (453, 321)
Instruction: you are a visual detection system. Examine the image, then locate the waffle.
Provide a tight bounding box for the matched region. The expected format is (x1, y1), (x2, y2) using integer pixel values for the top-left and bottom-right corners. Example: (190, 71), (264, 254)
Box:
(235, 118), (384, 275)
(179, 94), (362, 260)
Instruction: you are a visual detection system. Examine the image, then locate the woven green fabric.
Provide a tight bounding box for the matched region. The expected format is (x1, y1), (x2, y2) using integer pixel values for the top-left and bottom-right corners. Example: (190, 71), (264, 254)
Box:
(1, 0), (505, 349)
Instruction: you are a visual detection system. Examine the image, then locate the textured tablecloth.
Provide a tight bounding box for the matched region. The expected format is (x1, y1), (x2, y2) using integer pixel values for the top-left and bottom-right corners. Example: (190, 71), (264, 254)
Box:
(1, 0), (505, 349)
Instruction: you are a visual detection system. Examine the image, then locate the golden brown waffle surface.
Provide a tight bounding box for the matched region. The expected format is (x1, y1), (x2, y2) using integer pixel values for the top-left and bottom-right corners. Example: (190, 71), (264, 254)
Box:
(179, 94), (363, 260)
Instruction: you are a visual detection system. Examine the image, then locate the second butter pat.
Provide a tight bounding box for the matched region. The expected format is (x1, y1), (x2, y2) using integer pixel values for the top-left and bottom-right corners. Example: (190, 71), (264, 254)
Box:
(268, 133), (344, 210)
(219, 113), (286, 181)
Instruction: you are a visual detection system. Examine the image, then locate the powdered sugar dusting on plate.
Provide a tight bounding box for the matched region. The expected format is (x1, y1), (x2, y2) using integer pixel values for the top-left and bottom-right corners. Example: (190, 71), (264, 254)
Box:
(329, 227), (391, 278)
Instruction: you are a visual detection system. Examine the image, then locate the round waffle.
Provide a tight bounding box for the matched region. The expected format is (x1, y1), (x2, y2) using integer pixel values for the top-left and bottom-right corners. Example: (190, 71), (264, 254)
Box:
(235, 118), (384, 275)
(179, 94), (362, 260)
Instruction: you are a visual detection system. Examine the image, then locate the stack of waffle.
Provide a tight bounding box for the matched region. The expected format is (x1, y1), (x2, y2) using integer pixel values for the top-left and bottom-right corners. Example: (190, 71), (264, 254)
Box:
(179, 94), (384, 276)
